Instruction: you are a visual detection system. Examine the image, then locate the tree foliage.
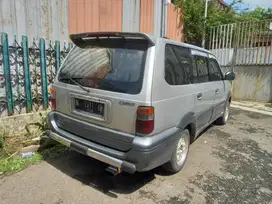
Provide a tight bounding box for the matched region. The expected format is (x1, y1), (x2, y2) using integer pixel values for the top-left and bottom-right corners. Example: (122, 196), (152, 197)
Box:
(174, 0), (272, 46)
(175, 0), (205, 45)
(238, 7), (272, 21)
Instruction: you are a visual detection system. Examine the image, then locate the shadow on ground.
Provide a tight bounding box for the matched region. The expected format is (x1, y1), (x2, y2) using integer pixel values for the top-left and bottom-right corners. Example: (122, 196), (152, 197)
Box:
(43, 116), (227, 198)
(44, 126), (214, 199)
(43, 108), (254, 199)
(45, 151), (158, 198)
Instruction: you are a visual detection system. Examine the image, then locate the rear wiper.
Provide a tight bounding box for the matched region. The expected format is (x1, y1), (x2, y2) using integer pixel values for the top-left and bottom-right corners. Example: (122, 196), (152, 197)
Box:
(59, 72), (90, 93)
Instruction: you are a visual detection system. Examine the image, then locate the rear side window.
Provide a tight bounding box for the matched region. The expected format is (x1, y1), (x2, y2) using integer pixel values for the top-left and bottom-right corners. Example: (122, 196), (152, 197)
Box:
(208, 58), (223, 81)
(194, 55), (209, 83)
(58, 39), (148, 94)
(164, 44), (193, 85)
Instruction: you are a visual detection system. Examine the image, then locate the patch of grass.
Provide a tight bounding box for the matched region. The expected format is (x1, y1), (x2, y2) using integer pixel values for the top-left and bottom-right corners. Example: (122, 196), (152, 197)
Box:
(40, 144), (69, 160)
(0, 144), (68, 175)
(0, 129), (7, 149)
(0, 153), (43, 174)
(25, 112), (49, 138)
(0, 131), (10, 159)
(0, 112), (62, 175)
(0, 112), (50, 156)
(0, 133), (5, 148)
(0, 114), (48, 157)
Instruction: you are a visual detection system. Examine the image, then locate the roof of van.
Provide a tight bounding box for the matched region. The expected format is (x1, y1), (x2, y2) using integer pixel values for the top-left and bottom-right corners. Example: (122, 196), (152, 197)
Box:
(161, 37), (213, 55)
(69, 31), (213, 55)
(144, 32), (213, 55)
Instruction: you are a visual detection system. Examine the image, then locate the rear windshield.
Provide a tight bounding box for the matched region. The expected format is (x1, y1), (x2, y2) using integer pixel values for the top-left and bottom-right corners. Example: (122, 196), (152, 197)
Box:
(58, 39), (148, 94)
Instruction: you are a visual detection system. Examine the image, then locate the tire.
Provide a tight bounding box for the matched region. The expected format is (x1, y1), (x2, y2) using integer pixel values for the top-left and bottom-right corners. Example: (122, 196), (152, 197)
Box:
(163, 129), (190, 174)
(215, 101), (230, 125)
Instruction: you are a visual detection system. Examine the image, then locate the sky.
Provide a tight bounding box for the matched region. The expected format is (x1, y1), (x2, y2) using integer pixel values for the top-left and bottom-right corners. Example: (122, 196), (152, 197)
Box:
(225, 0), (272, 10)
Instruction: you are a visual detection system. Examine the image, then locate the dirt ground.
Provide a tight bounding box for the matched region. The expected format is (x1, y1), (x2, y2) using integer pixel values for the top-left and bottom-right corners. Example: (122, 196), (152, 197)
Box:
(0, 108), (272, 204)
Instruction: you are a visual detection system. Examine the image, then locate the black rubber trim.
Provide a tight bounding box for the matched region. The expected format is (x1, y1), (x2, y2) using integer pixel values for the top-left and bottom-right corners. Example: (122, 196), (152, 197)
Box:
(121, 161), (136, 174)
(70, 142), (88, 155)
(132, 127), (180, 152)
(177, 112), (196, 130)
(227, 91), (232, 103)
(70, 32), (155, 46)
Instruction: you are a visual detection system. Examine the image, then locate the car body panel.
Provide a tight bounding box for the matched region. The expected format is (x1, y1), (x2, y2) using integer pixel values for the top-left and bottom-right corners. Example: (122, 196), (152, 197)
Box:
(48, 32), (233, 173)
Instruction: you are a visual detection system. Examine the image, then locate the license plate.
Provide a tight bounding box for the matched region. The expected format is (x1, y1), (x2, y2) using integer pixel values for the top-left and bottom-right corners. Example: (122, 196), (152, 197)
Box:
(74, 98), (104, 116)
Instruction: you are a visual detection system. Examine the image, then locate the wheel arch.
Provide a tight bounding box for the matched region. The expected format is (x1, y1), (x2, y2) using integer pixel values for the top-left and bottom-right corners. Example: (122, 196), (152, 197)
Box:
(227, 91), (232, 104)
(176, 112), (197, 143)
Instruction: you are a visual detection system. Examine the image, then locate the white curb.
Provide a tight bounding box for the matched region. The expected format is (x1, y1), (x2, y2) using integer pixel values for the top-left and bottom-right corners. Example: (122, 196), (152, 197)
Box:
(231, 104), (272, 116)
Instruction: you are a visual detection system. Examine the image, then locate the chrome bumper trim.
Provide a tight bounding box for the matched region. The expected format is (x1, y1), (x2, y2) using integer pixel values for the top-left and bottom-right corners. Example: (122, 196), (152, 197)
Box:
(49, 131), (122, 172)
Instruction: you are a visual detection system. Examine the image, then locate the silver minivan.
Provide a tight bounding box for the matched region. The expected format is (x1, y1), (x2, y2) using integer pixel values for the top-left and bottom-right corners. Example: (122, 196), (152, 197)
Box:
(48, 32), (235, 174)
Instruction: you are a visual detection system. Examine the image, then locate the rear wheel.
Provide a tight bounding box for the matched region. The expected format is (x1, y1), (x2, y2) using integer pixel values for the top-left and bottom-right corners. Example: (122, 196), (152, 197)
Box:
(215, 101), (230, 125)
(163, 129), (190, 173)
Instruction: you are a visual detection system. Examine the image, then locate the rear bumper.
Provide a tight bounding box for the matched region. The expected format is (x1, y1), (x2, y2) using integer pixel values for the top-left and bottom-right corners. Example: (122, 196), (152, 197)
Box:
(49, 131), (136, 173)
(48, 111), (181, 173)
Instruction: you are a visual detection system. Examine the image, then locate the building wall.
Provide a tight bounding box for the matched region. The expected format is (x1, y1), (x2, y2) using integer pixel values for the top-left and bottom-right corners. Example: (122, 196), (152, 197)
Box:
(68, 0), (123, 34)
(0, 0), (69, 43)
(140, 0), (154, 34)
(0, 0), (183, 42)
(167, 3), (183, 41)
(222, 66), (272, 102)
(123, 0), (140, 32)
(68, 0), (183, 41)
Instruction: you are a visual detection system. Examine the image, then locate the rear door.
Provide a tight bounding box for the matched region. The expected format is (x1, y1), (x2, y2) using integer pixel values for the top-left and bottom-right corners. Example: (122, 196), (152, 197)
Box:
(53, 33), (154, 151)
(158, 44), (196, 133)
(208, 55), (226, 120)
(191, 50), (214, 131)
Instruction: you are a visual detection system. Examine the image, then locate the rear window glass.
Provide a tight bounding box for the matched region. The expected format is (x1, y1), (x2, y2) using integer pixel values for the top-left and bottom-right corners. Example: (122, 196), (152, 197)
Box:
(58, 39), (148, 94)
(164, 44), (193, 86)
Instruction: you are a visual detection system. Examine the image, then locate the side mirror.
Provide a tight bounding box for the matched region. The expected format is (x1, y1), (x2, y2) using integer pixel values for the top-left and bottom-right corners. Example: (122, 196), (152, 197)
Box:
(224, 71), (235, 81)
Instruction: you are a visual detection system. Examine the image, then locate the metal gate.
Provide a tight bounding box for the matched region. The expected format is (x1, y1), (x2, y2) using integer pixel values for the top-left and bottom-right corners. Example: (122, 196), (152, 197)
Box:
(209, 20), (272, 66)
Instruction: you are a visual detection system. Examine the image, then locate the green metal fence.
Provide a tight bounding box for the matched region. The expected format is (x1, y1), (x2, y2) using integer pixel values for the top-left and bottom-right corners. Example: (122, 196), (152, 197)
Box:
(0, 32), (72, 116)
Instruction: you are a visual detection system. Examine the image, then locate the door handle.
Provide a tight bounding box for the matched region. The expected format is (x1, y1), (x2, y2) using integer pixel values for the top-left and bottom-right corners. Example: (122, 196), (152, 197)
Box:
(215, 89), (219, 95)
(197, 93), (202, 100)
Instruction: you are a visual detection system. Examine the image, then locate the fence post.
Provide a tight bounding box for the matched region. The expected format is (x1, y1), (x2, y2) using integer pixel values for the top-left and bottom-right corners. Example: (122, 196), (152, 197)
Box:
(68, 43), (72, 51)
(39, 38), (48, 109)
(231, 24), (238, 72)
(55, 40), (60, 71)
(22, 35), (33, 112)
(1, 33), (14, 115)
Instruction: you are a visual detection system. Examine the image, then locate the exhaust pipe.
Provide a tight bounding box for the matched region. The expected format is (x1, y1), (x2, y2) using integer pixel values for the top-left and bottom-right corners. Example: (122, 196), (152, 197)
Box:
(105, 166), (119, 176)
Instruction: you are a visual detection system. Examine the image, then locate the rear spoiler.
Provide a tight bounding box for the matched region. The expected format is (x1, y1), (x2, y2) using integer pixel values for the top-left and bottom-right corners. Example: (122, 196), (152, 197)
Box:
(69, 32), (155, 47)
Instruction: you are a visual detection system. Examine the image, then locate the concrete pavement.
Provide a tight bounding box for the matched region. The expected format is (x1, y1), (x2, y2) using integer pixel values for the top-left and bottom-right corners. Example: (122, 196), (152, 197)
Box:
(0, 108), (272, 204)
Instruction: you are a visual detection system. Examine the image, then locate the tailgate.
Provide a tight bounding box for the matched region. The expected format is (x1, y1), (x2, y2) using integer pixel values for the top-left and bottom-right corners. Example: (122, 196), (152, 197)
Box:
(52, 32), (154, 151)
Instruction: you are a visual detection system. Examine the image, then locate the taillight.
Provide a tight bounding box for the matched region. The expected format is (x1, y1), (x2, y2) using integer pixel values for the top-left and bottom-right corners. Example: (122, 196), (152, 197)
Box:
(136, 106), (154, 135)
(50, 88), (56, 110)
